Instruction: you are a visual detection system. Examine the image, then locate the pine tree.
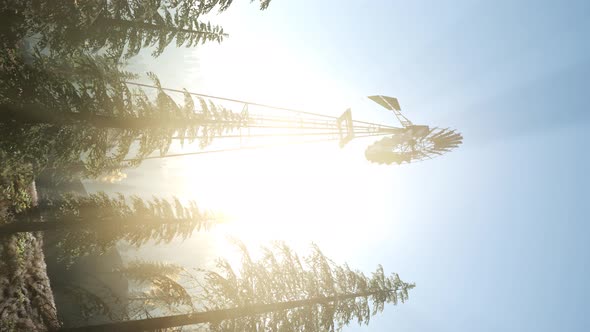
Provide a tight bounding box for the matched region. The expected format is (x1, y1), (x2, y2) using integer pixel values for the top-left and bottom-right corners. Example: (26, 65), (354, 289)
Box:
(0, 192), (217, 263)
(61, 242), (414, 332)
(121, 260), (197, 320)
(0, 52), (248, 177)
(15, 0), (272, 59)
(165, 0), (272, 20)
(19, 0), (224, 59)
(61, 260), (194, 325)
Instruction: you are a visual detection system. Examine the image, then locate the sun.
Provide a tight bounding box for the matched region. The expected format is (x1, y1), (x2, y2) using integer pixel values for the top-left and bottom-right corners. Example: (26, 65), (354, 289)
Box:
(156, 27), (402, 258)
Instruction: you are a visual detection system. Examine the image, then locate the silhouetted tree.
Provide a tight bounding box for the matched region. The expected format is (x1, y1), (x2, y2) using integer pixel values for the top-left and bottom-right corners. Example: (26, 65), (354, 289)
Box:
(61, 260), (194, 325)
(62, 242), (414, 332)
(123, 260), (195, 313)
(0, 192), (217, 263)
(18, 0), (221, 59)
(166, 0), (272, 20)
(10, 0), (272, 59)
(0, 52), (248, 177)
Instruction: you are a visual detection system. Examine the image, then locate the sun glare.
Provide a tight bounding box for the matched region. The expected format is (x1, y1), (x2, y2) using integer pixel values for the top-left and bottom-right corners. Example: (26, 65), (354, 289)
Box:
(156, 25), (406, 263)
(163, 129), (399, 267)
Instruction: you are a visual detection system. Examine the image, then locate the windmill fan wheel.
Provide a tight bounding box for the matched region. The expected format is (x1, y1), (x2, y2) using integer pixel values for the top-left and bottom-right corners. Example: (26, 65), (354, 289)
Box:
(365, 127), (463, 165)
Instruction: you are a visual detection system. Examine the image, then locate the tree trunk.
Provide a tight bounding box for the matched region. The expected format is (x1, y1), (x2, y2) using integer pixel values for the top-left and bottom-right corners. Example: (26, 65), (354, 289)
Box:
(0, 180), (61, 331)
(59, 290), (392, 332)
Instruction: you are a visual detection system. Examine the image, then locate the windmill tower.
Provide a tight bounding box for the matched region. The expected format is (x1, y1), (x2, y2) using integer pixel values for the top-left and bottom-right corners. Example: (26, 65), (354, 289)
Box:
(127, 83), (462, 165)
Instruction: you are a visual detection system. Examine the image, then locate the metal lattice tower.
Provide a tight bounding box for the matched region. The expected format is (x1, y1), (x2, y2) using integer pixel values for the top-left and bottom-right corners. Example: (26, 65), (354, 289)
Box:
(128, 82), (462, 165)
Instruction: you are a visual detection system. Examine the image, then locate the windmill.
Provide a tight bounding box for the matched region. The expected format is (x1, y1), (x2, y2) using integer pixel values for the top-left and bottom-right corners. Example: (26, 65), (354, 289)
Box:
(363, 95), (463, 165)
(128, 83), (462, 165)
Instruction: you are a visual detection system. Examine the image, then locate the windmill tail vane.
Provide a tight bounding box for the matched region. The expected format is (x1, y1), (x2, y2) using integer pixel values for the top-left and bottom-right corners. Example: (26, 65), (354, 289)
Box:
(127, 83), (462, 165)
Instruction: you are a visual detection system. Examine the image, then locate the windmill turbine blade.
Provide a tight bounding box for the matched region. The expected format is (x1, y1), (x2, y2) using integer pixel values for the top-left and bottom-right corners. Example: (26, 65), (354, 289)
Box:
(429, 128), (449, 139)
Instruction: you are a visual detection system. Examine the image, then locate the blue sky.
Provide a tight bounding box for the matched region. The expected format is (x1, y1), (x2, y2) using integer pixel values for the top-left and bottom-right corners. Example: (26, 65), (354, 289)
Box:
(92, 0), (590, 331)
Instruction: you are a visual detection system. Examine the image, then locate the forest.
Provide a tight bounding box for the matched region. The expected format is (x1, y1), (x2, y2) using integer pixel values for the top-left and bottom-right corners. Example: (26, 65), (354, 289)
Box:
(0, 1), (414, 331)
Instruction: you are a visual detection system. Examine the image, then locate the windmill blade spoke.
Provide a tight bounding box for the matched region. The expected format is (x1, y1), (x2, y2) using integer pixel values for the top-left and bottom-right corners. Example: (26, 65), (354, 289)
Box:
(426, 149), (443, 156)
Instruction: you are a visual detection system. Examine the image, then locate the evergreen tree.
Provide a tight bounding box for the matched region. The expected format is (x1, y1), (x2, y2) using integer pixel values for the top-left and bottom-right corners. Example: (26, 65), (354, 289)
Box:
(0, 1), (30, 50)
(62, 242), (414, 332)
(12, 0), (272, 59)
(0, 52), (248, 177)
(61, 260), (194, 325)
(0, 192), (217, 263)
(117, 260), (198, 321)
(165, 0), (272, 20)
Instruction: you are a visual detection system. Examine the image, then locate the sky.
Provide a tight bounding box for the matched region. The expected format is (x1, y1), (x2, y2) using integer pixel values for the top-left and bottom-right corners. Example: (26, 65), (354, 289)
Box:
(88, 0), (590, 331)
